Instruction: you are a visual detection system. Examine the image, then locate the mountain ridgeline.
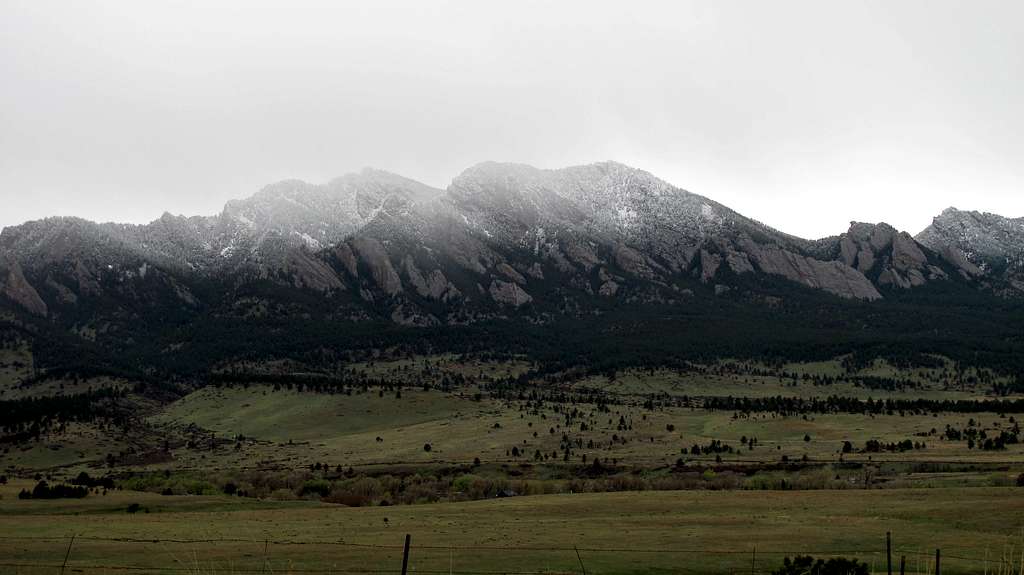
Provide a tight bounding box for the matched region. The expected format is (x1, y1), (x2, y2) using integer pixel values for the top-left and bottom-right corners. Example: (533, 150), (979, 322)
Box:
(2, 161), (1024, 378)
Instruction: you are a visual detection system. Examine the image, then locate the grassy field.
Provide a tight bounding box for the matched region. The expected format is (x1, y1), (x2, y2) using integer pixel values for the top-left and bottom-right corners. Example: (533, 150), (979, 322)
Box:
(3, 355), (1024, 574)
(142, 384), (1024, 471)
(4, 378), (1021, 477)
(1, 480), (1022, 574)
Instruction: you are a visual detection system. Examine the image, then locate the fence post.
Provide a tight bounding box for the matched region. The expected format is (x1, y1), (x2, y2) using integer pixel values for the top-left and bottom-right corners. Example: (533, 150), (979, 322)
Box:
(60, 534), (76, 575)
(401, 534), (411, 575)
(899, 555), (905, 575)
(887, 532), (892, 575)
(935, 548), (940, 575)
(751, 546), (756, 575)
(574, 545), (588, 575)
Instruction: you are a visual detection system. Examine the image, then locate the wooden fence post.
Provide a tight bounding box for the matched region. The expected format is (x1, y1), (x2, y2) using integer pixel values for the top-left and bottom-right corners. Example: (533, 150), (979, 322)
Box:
(574, 545), (588, 575)
(935, 548), (941, 575)
(887, 532), (892, 575)
(401, 534), (411, 575)
(899, 555), (905, 575)
(60, 534), (76, 575)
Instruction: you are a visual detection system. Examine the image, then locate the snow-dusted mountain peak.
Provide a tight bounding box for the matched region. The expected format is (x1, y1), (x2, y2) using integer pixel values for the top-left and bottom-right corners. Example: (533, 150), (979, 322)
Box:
(4, 161), (1024, 323)
(917, 207), (1024, 278)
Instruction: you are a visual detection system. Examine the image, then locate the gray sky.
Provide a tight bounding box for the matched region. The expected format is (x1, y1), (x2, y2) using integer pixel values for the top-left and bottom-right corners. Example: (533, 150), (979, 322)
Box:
(2, 1), (1022, 239)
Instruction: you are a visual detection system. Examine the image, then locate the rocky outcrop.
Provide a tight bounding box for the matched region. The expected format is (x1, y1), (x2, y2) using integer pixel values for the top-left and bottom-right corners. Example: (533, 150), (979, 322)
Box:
(390, 304), (439, 327)
(7, 162), (1024, 330)
(333, 244), (359, 278)
(0, 257), (47, 316)
(916, 208), (1024, 287)
(698, 250), (722, 283)
(403, 257), (461, 301)
(835, 222), (949, 290)
(489, 280), (532, 307)
(223, 169), (443, 250)
(495, 263), (526, 285)
(45, 276), (78, 304)
(284, 250), (343, 292)
(613, 244), (660, 280)
(599, 280), (620, 297)
(351, 237), (402, 296)
(738, 239), (882, 300)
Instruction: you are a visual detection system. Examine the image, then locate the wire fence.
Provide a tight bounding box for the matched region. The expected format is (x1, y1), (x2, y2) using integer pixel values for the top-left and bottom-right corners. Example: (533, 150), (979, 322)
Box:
(0, 532), (1020, 575)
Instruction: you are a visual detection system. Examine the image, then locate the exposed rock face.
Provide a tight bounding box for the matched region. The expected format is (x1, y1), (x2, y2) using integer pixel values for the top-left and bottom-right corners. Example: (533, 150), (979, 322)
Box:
(3, 162), (1024, 330)
(613, 244), (660, 280)
(917, 208), (1024, 263)
(699, 250), (722, 283)
(0, 257), (47, 316)
(738, 239), (882, 300)
(45, 276), (78, 304)
(437, 162), (892, 301)
(403, 257), (460, 301)
(834, 222), (943, 290)
(489, 280), (532, 307)
(73, 260), (102, 296)
(223, 169), (443, 250)
(284, 250), (343, 292)
(350, 237), (402, 296)
(334, 244), (360, 278)
(917, 208), (1024, 288)
(562, 242), (601, 272)
(402, 257), (430, 297)
(929, 244), (983, 278)
(599, 280), (620, 297)
(429, 270), (461, 301)
(724, 251), (754, 274)
(495, 263), (526, 285)
(390, 304), (438, 327)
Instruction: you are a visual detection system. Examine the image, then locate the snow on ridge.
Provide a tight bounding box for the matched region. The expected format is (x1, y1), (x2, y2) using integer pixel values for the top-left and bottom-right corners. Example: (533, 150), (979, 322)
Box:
(293, 231), (323, 251)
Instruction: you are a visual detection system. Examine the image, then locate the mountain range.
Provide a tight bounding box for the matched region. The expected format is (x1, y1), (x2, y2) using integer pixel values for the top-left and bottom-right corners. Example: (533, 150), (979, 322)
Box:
(2, 161), (1023, 377)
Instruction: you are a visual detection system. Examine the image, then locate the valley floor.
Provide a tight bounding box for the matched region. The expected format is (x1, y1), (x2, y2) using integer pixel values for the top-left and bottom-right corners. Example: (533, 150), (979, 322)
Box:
(3, 355), (1024, 574)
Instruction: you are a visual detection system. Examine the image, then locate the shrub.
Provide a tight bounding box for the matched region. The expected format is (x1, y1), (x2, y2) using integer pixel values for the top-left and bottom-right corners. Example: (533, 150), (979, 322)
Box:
(268, 488), (295, 501)
(71, 472), (114, 489)
(773, 556), (868, 575)
(453, 474), (482, 494)
(19, 481), (87, 500)
(298, 479), (332, 498)
(323, 493), (370, 507)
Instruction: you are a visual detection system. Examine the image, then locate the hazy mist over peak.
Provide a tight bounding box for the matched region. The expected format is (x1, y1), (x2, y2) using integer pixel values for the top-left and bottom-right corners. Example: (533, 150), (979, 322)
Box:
(2, 1), (1024, 238)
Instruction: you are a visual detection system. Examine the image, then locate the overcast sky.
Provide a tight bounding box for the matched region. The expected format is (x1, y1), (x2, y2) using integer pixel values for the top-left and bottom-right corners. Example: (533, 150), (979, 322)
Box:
(2, 1), (1022, 239)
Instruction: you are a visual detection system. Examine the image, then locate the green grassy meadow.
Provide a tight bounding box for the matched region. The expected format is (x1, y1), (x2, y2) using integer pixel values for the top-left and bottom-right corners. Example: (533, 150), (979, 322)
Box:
(1, 481), (1023, 574)
(3, 356), (1024, 573)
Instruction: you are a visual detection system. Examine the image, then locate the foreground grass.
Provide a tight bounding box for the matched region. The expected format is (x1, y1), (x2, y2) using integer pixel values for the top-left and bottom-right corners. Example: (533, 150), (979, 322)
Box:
(1, 486), (1022, 574)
